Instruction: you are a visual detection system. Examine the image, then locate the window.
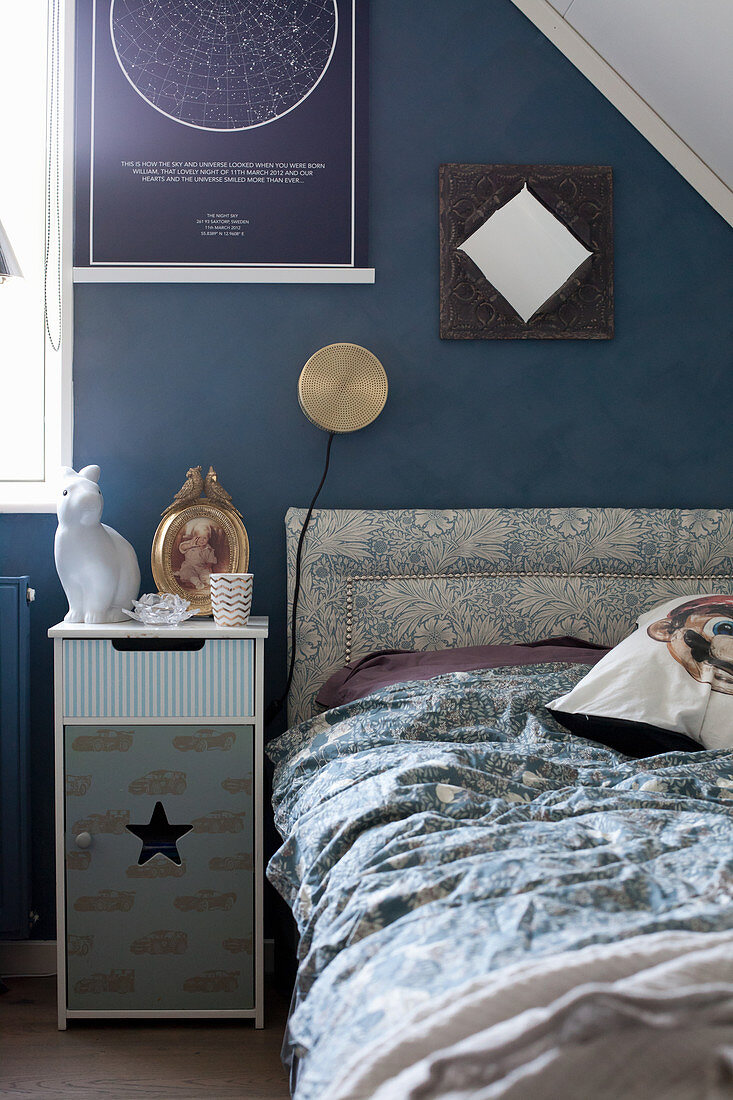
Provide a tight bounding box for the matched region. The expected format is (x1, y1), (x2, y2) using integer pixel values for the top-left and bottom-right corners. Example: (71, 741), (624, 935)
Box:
(0, 2), (71, 511)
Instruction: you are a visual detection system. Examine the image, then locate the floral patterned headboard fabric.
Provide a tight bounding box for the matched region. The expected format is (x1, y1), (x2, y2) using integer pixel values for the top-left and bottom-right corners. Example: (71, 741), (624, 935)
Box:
(285, 508), (733, 726)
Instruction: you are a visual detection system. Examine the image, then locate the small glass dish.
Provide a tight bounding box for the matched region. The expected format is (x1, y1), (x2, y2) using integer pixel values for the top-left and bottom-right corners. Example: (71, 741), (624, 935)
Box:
(121, 593), (198, 626)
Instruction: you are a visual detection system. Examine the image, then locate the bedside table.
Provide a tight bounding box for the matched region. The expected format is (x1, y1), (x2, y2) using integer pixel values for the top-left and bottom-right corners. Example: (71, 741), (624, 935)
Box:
(49, 618), (268, 1030)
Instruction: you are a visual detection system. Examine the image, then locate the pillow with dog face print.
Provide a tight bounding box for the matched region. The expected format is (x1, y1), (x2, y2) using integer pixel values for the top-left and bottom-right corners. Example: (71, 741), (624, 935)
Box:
(548, 594), (733, 755)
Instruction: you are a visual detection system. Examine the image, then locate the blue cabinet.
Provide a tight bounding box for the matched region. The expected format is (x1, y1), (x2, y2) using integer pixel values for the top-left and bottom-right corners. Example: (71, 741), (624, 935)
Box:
(0, 577), (31, 939)
(50, 619), (267, 1028)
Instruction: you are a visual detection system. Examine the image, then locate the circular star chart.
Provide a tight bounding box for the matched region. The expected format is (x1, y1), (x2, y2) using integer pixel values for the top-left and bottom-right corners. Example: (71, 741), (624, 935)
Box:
(110, 0), (338, 131)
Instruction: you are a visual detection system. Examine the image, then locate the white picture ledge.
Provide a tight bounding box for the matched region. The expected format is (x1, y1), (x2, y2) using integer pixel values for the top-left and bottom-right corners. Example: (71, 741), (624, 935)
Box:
(73, 267), (376, 284)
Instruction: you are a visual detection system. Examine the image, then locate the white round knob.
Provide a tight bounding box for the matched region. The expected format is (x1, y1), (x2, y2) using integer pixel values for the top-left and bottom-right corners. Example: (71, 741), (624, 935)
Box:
(75, 831), (92, 849)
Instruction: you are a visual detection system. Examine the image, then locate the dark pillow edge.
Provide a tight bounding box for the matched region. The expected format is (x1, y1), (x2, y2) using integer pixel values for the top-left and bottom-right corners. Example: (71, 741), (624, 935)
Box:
(548, 708), (704, 757)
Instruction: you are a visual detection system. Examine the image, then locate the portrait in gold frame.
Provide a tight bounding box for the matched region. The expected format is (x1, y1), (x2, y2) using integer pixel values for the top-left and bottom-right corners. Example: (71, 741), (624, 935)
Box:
(151, 467), (249, 616)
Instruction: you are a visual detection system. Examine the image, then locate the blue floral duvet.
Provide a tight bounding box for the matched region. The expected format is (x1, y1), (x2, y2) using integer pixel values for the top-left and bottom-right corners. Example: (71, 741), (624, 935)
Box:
(266, 663), (733, 1100)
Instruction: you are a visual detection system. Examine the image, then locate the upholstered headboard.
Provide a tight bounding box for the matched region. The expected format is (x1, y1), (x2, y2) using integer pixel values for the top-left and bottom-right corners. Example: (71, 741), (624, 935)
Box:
(285, 508), (733, 726)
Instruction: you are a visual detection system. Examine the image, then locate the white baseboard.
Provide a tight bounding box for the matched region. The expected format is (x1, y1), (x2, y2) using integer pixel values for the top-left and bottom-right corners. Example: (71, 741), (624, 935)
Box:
(1, 939), (276, 978)
(0, 940), (57, 977)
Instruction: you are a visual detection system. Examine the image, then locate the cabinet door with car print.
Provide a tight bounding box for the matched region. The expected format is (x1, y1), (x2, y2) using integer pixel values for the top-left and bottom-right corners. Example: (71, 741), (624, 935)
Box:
(64, 723), (254, 1012)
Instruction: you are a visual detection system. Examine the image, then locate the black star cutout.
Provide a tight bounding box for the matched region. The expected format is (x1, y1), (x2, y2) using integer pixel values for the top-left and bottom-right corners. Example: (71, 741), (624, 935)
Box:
(126, 801), (192, 866)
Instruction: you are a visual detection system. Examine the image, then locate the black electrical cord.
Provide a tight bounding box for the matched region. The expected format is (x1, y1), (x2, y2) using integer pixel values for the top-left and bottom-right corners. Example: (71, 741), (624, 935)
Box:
(265, 431), (335, 726)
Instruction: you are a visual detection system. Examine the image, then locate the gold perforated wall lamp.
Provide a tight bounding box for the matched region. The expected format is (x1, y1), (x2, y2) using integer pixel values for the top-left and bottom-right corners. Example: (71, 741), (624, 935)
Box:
(298, 343), (388, 433)
(265, 344), (388, 725)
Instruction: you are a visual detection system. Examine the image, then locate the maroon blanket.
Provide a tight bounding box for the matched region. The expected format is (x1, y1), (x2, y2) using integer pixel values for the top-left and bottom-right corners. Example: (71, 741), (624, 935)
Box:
(316, 637), (609, 709)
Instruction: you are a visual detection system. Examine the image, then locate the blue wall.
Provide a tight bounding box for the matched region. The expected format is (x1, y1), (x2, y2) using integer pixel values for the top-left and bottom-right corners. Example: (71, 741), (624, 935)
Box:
(2, 0), (732, 939)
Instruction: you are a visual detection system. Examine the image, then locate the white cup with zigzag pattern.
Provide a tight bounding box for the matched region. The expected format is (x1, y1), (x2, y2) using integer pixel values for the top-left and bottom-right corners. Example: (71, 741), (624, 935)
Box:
(210, 573), (253, 628)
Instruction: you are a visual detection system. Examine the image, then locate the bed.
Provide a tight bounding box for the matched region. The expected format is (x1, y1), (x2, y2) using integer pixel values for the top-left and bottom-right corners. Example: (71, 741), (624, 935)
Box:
(266, 508), (733, 1099)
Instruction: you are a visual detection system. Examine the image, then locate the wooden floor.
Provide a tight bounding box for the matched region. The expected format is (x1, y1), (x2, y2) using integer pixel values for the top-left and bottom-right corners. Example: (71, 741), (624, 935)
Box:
(0, 977), (291, 1099)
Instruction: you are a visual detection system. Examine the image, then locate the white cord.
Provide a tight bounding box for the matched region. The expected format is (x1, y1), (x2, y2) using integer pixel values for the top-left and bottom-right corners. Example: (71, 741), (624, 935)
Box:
(44, 0), (62, 353)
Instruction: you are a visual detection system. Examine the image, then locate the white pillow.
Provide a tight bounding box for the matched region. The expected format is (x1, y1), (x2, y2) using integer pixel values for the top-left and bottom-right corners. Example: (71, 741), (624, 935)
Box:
(550, 594), (733, 752)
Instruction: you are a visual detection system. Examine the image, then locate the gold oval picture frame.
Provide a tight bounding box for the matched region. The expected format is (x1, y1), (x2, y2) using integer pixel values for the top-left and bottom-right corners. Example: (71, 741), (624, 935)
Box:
(151, 502), (249, 616)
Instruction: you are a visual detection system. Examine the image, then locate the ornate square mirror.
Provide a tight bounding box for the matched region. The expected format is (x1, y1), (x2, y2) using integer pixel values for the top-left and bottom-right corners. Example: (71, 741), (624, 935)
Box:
(440, 164), (613, 340)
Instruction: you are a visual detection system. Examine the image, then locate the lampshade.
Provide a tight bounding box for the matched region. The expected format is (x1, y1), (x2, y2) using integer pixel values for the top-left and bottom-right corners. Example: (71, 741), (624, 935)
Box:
(298, 343), (387, 434)
(0, 217), (22, 281)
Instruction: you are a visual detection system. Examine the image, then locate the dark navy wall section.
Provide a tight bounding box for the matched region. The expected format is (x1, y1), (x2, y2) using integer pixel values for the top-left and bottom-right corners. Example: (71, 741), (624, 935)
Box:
(2, 0), (732, 939)
(0, 519), (66, 938)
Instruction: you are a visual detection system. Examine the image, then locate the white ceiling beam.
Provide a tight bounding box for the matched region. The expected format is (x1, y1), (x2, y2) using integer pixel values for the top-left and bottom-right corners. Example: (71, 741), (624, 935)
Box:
(509, 0), (733, 227)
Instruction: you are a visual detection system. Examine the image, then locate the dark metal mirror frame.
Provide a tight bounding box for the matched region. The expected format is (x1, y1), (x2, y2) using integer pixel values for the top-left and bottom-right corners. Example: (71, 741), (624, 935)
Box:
(439, 164), (613, 340)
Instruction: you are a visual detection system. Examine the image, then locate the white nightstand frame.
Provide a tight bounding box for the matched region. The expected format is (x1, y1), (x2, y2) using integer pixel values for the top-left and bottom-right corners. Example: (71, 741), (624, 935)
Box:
(50, 618), (268, 1029)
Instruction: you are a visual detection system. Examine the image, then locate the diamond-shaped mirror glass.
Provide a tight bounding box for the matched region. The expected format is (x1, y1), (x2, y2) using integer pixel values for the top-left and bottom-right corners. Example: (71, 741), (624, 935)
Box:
(458, 184), (593, 323)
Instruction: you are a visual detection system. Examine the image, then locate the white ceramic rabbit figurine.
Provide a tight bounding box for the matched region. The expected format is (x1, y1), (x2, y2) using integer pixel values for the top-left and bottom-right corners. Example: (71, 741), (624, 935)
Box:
(55, 465), (141, 624)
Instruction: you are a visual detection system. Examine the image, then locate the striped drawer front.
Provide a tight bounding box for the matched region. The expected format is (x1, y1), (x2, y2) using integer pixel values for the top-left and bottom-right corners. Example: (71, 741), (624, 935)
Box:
(62, 639), (254, 718)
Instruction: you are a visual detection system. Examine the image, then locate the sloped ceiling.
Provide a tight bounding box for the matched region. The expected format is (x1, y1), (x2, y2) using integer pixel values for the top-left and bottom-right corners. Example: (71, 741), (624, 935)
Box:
(510, 0), (733, 225)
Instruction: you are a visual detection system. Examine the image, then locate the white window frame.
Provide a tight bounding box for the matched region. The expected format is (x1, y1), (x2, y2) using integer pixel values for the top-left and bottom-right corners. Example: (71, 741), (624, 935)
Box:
(0, 1), (74, 513)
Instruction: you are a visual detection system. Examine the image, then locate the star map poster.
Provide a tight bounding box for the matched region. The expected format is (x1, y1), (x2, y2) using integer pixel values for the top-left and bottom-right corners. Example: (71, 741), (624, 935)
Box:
(73, 0), (369, 278)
